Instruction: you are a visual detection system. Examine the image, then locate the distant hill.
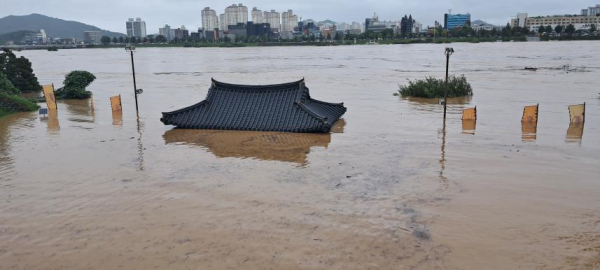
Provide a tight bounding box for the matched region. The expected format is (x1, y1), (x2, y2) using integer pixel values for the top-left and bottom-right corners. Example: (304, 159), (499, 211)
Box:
(0, 30), (35, 45)
(0, 13), (125, 39)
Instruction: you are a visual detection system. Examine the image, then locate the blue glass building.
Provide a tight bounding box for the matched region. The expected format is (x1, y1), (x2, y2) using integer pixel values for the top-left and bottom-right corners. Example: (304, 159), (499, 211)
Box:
(444, 13), (471, 29)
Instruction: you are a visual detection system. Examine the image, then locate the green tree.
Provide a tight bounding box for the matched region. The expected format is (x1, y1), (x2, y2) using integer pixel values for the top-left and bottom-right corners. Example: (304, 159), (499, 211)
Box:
(538, 24), (545, 33)
(590, 24), (597, 33)
(100, 36), (111, 45)
(112, 37), (118, 43)
(554, 25), (563, 34)
(119, 36), (124, 43)
(155, 35), (167, 43)
(130, 37), (137, 43)
(545, 25), (553, 33)
(142, 37), (148, 43)
(55, 71), (96, 99)
(565, 24), (576, 36)
(0, 49), (41, 92)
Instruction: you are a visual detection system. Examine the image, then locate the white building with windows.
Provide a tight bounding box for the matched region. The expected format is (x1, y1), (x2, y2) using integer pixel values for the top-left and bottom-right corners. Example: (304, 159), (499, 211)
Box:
(264, 10), (281, 32)
(251, 7), (264, 23)
(524, 14), (600, 32)
(581, 4), (600, 16)
(126, 18), (147, 38)
(159, 24), (172, 41)
(219, 14), (226, 31)
(201, 7), (219, 30)
(223, 3), (248, 31)
(281, 10), (299, 32)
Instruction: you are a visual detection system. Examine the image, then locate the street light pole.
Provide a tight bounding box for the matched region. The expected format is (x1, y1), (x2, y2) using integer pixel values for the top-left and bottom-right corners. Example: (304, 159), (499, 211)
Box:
(125, 44), (139, 113)
(443, 47), (454, 121)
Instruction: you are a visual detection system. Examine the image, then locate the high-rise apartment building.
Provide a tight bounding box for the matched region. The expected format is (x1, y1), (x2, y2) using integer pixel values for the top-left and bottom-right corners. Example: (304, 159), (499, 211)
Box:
(219, 14), (226, 31)
(400, 14), (414, 37)
(281, 10), (299, 32)
(223, 3), (248, 31)
(201, 7), (219, 30)
(264, 10), (281, 32)
(510, 13), (528, 28)
(251, 7), (264, 23)
(126, 18), (147, 38)
(581, 4), (600, 16)
(159, 24), (172, 41)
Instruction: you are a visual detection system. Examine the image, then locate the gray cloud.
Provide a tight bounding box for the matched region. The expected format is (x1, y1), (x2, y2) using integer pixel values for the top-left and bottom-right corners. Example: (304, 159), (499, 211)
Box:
(1, 0), (593, 34)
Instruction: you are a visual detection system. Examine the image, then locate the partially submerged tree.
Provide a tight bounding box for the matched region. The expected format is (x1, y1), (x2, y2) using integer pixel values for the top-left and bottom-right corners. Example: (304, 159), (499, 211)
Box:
(0, 49), (42, 92)
(554, 25), (563, 34)
(398, 75), (473, 98)
(565, 24), (576, 36)
(55, 70), (96, 99)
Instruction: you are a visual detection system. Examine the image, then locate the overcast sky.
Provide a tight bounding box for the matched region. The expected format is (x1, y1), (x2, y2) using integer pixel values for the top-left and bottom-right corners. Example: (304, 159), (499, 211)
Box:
(1, 0), (594, 33)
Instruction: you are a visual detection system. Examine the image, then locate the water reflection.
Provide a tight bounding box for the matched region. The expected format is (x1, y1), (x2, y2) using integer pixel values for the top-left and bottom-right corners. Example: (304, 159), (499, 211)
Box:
(462, 120), (476, 135)
(46, 110), (60, 134)
(522, 122), (538, 142)
(136, 116), (145, 171)
(112, 111), (123, 127)
(404, 96), (472, 114)
(163, 128), (337, 165)
(566, 123), (584, 143)
(64, 99), (95, 123)
(0, 115), (17, 181)
(439, 122), (448, 190)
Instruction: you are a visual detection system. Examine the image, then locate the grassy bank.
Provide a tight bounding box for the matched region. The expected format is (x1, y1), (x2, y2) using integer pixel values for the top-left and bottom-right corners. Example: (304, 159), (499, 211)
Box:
(0, 92), (39, 118)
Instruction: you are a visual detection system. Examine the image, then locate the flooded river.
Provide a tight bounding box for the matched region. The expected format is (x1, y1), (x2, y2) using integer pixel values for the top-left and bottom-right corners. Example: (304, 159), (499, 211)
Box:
(1, 42), (600, 269)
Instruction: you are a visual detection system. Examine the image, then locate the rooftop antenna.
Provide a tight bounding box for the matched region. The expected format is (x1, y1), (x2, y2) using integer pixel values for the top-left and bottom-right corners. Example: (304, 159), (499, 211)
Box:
(448, 9), (452, 15)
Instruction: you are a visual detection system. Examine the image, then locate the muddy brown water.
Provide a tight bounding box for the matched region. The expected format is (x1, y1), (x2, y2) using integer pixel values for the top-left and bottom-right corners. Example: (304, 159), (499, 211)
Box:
(1, 42), (600, 269)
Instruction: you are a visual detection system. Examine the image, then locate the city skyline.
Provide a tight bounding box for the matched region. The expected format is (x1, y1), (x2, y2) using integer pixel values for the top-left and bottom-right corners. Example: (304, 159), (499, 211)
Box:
(1, 0), (597, 34)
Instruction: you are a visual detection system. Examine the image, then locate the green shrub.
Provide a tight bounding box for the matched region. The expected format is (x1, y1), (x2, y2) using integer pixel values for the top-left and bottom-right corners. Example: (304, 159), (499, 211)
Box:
(0, 71), (20, 95)
(398, 75), (473, 98)
(0, 92), (39, 113)
(55, 70), (96, 99)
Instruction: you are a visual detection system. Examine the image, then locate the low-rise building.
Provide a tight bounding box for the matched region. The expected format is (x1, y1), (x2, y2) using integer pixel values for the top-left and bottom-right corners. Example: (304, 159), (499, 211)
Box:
(525, 14), (600, 31)
(83, 31), (101, 45)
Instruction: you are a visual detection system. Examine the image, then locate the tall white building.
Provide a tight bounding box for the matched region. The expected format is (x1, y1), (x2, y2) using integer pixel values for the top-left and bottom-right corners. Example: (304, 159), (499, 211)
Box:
(251, 7), (264, 23)
(264, 10), (281, 32)
(281, 10), (299, 32)
(223, 3), (248, 31)
(581, 4), (600, 16)
(126, 18), (147, 38)
(219, 14), (226, 31)
(159, 24), (172, 41)
(201, 7), (219, 30)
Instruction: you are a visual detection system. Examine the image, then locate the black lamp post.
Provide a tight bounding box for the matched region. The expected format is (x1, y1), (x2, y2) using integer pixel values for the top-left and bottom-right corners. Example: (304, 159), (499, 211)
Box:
(443, 47), (454, 121)
(125, 44), (141, 113)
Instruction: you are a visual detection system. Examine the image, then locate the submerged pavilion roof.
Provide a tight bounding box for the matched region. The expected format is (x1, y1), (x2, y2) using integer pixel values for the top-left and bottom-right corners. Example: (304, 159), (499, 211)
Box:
(161, 79), (347, 133)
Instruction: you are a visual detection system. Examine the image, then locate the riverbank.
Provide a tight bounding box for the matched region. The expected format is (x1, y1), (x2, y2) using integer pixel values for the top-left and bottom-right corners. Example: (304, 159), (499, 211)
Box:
(3, 35), (600, 51)
(0, 93), (39, 118)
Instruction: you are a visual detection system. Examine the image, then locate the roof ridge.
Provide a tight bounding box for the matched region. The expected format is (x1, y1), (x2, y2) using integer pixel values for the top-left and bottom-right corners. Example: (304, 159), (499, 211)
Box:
(211, 78), (305, 90)
(297, 101), (328, 123)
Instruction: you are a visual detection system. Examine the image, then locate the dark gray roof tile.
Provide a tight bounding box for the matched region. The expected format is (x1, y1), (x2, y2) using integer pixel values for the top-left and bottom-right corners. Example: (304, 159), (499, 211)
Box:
(161, 79), (346, 133)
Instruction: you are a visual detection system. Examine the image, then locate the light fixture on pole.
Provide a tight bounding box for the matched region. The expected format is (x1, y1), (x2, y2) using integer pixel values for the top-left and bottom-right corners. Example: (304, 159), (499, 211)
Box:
(443, 47), (454, 121)
(125, 44), (140, 113)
